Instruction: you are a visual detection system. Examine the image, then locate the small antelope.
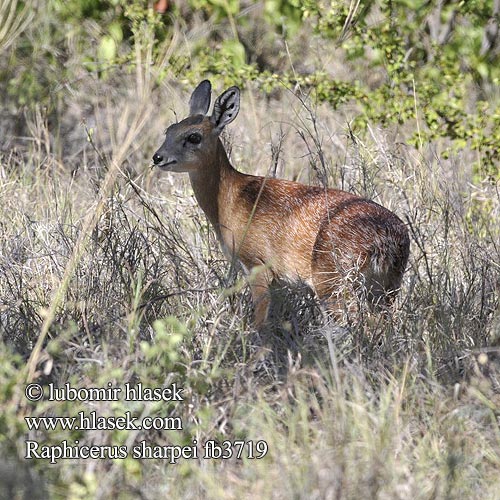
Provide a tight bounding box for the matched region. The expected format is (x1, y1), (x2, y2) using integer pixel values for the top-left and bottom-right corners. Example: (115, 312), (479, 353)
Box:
(153, 80), (410, 328)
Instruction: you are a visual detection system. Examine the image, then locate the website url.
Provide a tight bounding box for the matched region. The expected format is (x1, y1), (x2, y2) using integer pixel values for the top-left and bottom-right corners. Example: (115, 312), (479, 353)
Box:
(25, 411), (182, 431)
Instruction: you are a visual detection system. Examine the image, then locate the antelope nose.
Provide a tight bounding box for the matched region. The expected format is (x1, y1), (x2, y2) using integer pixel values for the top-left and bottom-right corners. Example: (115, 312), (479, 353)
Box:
(152, 153), (163, 165)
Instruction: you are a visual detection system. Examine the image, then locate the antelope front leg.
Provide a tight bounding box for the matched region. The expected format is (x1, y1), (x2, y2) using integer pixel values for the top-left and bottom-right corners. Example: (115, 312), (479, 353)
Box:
(248, 267), (273, 329)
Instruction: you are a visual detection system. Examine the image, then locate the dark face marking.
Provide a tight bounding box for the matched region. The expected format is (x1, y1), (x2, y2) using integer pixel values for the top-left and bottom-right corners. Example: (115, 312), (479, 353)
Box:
(164, 114), (204, 135)
(181, 114), (204, 126)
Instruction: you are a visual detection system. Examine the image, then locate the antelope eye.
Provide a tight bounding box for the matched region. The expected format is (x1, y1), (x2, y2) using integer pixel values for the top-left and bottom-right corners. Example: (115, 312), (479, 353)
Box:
(187, 133), (202, 144)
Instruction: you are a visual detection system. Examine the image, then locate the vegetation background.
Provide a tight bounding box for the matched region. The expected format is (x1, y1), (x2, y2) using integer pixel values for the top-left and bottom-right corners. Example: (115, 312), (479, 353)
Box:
(0, 0), (499, 498)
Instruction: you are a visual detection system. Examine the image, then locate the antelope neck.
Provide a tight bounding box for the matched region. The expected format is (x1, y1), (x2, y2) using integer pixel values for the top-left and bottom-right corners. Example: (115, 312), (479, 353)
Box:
(188, 140), (238, 232)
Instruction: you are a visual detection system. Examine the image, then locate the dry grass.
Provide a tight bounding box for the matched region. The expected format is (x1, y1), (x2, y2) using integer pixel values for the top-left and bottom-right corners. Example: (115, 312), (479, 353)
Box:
(1, 14), (500, 500)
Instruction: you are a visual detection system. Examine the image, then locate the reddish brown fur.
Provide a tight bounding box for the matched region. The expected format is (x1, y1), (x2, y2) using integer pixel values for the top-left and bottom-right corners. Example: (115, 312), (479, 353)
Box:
(154, 83), (410, 328)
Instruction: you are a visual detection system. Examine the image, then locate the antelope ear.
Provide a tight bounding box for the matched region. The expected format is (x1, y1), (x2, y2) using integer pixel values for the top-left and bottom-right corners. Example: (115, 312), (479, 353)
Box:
(189, 80), (212, 116)
(210, 86), (240, 133)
